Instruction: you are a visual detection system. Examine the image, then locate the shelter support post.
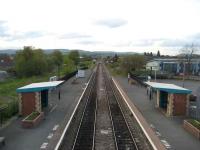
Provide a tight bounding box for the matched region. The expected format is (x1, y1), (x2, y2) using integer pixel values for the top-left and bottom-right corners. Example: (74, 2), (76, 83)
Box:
(18, 93), (22, 115)
(156, 90), (160, 107)
(35, 92), (42, 113)
(186, 94), (190, 116)
(167, 94), (174, 116)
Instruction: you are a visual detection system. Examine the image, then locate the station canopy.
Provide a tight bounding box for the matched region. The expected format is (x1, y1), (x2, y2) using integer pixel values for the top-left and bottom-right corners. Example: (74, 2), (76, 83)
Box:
(145, 81), (192, 94)
(16, 81), (64, 93)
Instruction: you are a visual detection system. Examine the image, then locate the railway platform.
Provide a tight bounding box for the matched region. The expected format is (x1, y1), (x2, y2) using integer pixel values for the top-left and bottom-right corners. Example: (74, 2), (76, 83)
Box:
(0, 69), (92, 150)
(114, 76), (200, 150)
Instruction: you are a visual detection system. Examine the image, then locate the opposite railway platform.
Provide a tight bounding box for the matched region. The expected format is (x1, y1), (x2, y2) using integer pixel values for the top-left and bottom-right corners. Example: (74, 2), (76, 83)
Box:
(0, 69), (92, 150)
(114, 76), (200, 150)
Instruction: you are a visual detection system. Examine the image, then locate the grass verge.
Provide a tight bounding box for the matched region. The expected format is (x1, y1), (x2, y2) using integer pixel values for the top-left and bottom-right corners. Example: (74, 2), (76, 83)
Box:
(25, 111), (40, 121)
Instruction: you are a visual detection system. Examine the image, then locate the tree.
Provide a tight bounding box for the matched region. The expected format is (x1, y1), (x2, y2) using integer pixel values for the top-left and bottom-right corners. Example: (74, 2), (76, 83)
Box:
(113, 54), (119, 62)
(51, 50), (63, 78)
(15, 46), (48, 77)
(15, 46), (35, 77)
(64, 56), (76, 74)
(180, 43), (199, 75)
(68, 50), (80, 66)
(120, 55), (145, 74)
(157, 50), (160, 57)
(33, 49), (48, 75)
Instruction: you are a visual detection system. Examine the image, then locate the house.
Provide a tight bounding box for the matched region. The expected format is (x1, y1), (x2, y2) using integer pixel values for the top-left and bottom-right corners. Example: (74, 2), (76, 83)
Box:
(0, 55), (14, 69)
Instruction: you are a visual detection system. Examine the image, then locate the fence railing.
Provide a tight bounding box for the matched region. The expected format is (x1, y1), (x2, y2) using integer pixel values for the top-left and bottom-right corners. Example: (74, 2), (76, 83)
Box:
(129, 73), (147, 87)
(59, 71), (78, 81)
(188, 101), (200, 120)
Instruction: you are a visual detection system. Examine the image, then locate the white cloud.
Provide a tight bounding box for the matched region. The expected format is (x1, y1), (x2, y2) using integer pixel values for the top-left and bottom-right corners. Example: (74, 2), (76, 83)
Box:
(0, 0), (200, 54)
(95, 18), (128, 28)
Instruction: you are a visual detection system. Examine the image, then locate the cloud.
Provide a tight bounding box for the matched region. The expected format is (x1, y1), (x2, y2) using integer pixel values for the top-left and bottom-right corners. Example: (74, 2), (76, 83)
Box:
(160, 34), (200, 47)
(161, 39), (187, 47)
(0, 21), (10, 38)
(113, 42), (132, 47)
(95, 18), (128, 28)
(23, 31), (44, 38)
(0, 20), (45, 41)
(132, 39), (159, 47)
(59, 32), (92, 39)
(128, 35), (200, 48)
(77, 40), (102, 45)
(4, 31), (45, 41)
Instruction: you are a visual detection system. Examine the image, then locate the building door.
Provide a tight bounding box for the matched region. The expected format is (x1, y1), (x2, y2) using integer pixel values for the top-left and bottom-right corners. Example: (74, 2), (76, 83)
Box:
(160, 91), (168, 110)
(173, 94), (187, 115)
(41, 90), (48, 109)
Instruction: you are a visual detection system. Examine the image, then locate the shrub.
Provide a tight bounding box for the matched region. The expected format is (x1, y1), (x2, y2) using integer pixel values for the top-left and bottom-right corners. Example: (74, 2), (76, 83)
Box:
(25, 111), (40, 121)
(188, 119), (200, 130)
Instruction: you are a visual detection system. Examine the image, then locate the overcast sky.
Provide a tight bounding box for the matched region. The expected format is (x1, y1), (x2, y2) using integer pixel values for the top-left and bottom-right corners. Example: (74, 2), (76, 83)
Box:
(0, 0), (200, 55)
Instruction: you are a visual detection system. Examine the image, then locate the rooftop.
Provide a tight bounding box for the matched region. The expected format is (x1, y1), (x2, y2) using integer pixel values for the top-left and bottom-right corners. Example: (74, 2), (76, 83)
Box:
(145, 81), (192, 94)
(16, 81), (64, 93)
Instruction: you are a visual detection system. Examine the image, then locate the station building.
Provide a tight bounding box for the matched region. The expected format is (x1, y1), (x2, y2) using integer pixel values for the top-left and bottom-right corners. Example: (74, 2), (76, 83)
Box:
(16, 81), (63, 116)
(146, 82), (192, 116)
(146, 58), (200, 75)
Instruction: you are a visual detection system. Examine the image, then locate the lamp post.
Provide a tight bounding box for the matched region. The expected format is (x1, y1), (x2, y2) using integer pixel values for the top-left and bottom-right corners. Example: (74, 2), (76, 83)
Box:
(182, 62), (185, 87)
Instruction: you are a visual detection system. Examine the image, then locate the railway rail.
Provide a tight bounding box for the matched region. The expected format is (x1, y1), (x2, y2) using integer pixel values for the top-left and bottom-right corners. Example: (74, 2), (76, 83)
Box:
(103, 67), (139, 150)
(55, 63), (153, 150)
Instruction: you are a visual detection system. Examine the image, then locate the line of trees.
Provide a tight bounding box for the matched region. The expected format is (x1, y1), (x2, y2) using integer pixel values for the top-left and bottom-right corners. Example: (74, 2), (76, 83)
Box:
(120, 55), (145, 73)
(15, 46), (80, 77)
(106, 54), (145, 75)
(144, 50), (161, 57)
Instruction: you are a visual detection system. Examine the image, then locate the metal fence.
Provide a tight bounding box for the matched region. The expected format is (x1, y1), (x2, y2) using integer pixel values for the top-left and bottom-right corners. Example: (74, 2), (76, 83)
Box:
(129, 73), (147, 87)
(59, 71), (78, 81)
(188, 101), (199, 119)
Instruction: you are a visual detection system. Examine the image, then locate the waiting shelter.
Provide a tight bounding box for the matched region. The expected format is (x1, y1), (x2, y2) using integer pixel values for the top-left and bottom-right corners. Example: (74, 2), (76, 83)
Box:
(145, 81), (192, 116)
(16, 81), (64, 116)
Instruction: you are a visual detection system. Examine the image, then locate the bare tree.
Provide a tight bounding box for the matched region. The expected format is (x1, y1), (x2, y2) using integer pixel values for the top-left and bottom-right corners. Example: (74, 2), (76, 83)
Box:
(179, 43), (199, 87)
(180, 43), (199, 75)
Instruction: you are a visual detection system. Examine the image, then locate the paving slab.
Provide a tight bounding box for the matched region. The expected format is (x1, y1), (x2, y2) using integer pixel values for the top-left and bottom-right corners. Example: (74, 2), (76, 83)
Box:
(115, 76), (200, 150)
(0, 69), (91, 150)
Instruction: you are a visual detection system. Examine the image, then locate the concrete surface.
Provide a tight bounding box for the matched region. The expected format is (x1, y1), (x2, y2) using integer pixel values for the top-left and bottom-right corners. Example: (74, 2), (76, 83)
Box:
(115, 76), (200, 150)
(0, 69), (92, 150)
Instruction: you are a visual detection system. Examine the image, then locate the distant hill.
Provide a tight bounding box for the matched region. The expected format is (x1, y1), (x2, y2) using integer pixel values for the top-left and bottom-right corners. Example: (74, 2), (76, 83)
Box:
(0, 49), (139, 57)
(0, 49), (18, 55)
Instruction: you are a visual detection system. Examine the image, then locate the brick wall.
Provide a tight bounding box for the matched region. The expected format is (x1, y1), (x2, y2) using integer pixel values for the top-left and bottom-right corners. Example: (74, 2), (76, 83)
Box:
(173, 94), (187, 116)
(21, 92), (36, 116)
(183, 120), (200, 140)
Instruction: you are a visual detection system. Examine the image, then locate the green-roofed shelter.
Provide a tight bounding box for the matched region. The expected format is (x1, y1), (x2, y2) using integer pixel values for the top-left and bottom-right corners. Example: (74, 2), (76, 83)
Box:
(17, 81), (64, 116)
(145, 81), (192, 116)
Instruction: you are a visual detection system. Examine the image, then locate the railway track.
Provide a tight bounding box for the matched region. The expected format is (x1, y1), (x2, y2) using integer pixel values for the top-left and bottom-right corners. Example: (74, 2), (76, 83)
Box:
(103, 67), (138, 150)
(56, 63), (153, 150)
(71, 65), (98, 150)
